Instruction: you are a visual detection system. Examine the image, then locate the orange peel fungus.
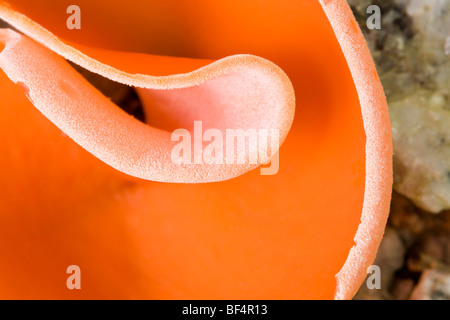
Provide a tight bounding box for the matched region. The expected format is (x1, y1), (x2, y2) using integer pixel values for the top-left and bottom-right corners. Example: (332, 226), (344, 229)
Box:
(0, 0), (392, 299)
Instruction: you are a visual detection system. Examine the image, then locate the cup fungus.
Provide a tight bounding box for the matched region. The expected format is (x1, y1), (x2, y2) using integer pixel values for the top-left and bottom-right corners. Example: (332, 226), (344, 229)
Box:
(0, 0), (392, 299)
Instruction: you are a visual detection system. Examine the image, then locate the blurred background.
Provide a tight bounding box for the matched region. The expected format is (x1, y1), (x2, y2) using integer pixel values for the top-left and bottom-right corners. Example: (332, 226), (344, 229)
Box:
(348, 0), (450, 300)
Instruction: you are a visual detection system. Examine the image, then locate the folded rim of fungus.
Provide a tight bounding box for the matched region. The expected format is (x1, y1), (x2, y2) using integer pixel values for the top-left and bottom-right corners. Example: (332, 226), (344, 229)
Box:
(320, 0), (393, 299)
(0, 4), (295, 183)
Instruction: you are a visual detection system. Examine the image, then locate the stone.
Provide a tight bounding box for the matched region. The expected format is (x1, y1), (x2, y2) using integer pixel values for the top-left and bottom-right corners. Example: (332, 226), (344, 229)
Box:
(410, 269), (450, 300)
(353, 227), (405, 300)
(348, 0), (450, 213)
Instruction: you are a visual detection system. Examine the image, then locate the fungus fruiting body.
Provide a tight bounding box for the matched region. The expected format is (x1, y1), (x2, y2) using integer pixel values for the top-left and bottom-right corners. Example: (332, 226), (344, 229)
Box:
(0, 0), (392, 299)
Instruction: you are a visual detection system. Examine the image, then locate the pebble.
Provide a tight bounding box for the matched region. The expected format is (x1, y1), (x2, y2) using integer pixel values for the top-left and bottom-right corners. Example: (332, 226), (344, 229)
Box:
(410, 269), (450, 300)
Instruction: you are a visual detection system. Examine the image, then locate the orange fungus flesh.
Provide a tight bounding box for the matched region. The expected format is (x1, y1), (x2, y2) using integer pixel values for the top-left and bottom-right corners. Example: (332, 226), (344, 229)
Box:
(0, 0), (392, 299)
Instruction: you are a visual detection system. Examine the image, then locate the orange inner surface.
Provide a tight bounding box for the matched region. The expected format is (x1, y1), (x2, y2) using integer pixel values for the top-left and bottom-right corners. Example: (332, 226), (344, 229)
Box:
(0, 0), (365, 299)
